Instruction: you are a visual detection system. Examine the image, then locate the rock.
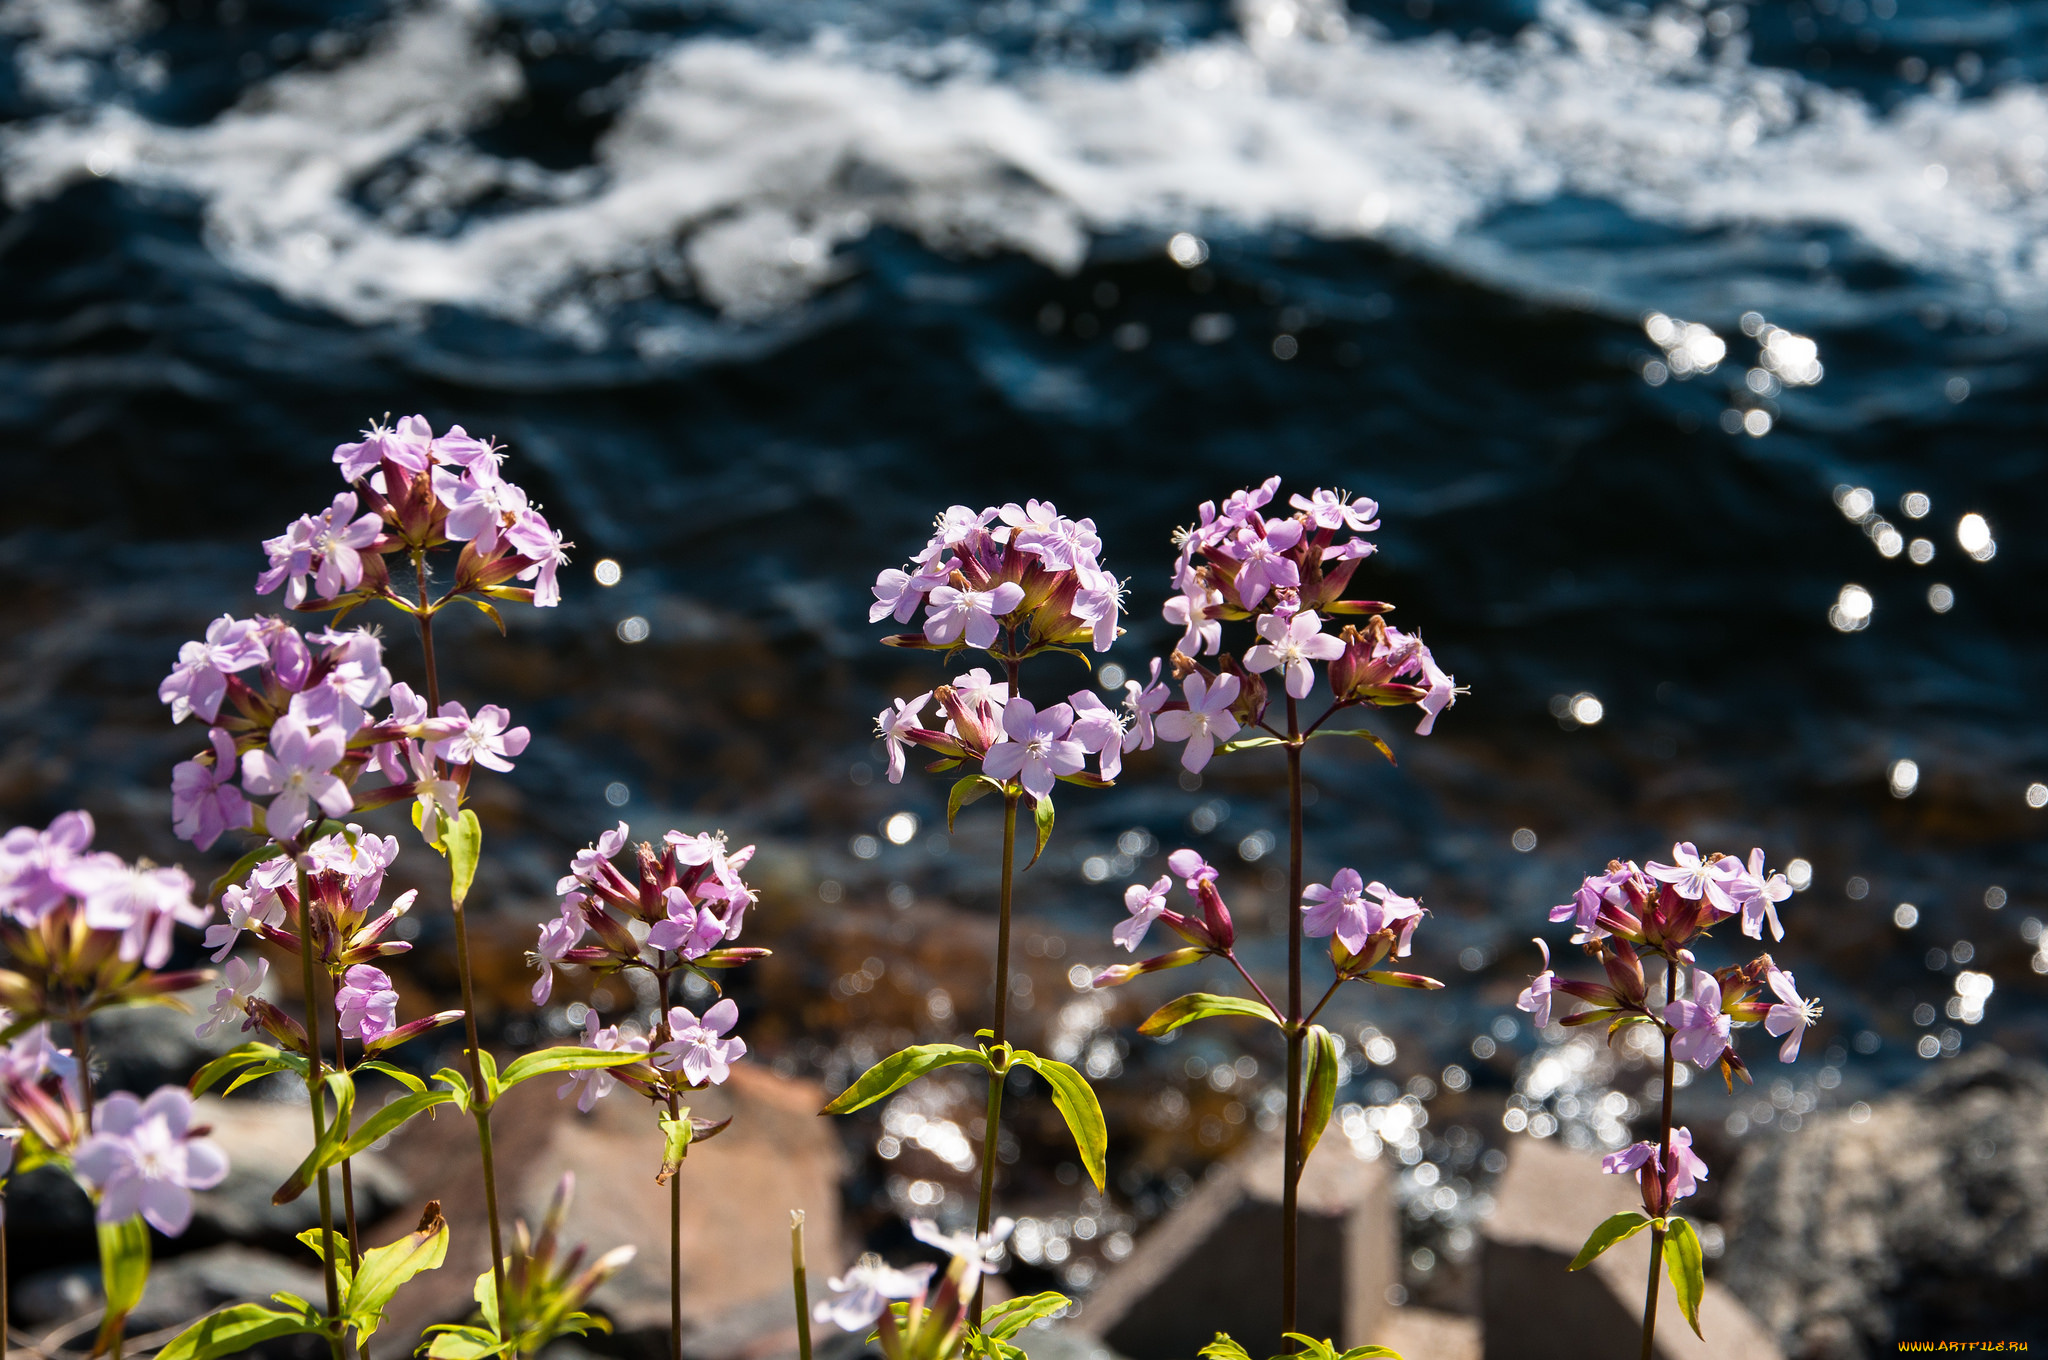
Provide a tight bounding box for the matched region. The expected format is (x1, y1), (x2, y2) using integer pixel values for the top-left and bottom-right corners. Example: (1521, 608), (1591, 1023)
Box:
(1720, 1049), (2048, 1359)
(87, 989), (245, 1096)
(372, 1060), (850, 1360)
(186, 1095), (412, 1250)
(3, 1162), (97, 1265)
(12, 1246), (327, 1360)
(1480, 1138), (1780, 1360)
(1073, 1136), (1397, 1360)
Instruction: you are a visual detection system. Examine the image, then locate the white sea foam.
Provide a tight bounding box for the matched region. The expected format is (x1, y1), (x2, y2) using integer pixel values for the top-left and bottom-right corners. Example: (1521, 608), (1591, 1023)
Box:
(8, 0), (2048, 337)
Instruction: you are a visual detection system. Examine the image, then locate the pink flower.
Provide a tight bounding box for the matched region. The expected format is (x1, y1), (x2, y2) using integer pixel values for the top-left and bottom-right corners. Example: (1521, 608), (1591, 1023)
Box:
(204, 872), (288, 962)
(1116, 875), (1172, 952)
(72, 1088), (228, 1235)
(814, 1259), (933, 1332)
(197, 957), (268, 1040)
(531, 899), (587, 1005)
(1289, 488), (1380, 533)
(1231, 519), (1303, 608)
(1067, 691), (1128, 781)
(1763, 967), (1822, 1062)
(871, 559), (956, 625)
(335, 965), (399, 1041)
(1121, 658), (1169, 752)
(653, 998), (746, 1085)
(1601, 1139), (1657, 1179)
(1664, 1127), (1708, 1201)
(433, 702), (529, 773)
(159, 615), (268, 724)
(923, 583), (1025, 649)
(1153, 673), (1241, 772)
(911, 1216), (1013, 1276)
(648, 886), (726, 959)
(1163, 573), (1223, 657)
(1730, 848), (1793, 942)
(1413, 644), (1458, 735)
(1300, 868), (1421, 953)
(507, 513), (571, 608)
(1664, 970), (1732, 1068)
(1001, 501), (1100, 571)
(1516, 938), (1557, 1028)
(557, 1011), (646, 1112)
(875, 692), (932, 784)
(1072, 566), (1124, 653)
(436, 463), (530, 555)
(171, 728), (252, 851)
(0, 810), (96, 924)
(305, 493), (384, 599)
(981, 698), (1085, 799)
(1645, 843), (1742, 914)
(241, 715), (352, 839)
(1167, 848), (1216, 889)
(305, 825), (400, 911)
(558, 822), (630, 895)
(951, 669), (1008, 711)
(60, 855), (206, 968)
(333, 414), (434, 481)
(1244, 610), (1344, 700)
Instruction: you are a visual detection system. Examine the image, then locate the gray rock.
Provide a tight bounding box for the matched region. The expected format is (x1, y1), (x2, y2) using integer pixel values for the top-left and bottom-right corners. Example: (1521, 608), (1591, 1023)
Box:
(1721, 1049), (2048, 1359)
(186, 1095), (411, 1250)
(13, 1246), (327, 1360)
(1480, 1138), (1780, 1360)
(1073, 1135), (1397, 1360)
(87, 989), (246, 1096)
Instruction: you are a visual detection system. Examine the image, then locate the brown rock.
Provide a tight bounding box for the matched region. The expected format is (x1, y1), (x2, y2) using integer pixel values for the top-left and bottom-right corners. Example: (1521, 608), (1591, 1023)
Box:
(1073, 1136), (1397, 1360)
(1480, 1139), (1780, 1360)
(1380, 1307), (1480, 1360)
(371, 1060), (848, 1360)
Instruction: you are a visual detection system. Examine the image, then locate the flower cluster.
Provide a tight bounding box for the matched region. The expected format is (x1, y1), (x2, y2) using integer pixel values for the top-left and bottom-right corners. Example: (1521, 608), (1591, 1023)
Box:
(878, 667), (1132, 796)
(197, 825), (458, 1057)
(159, 613), (529, 849)
(871, 502), (1122, 658)
(528, 824), (763, 1112)
(262, 414), (568, 613)
(1602, 1127), (1709, 1216)
(0, 813), (213, 1024)
(1138, 477), (1459, 772)
(1095, 850), (1440, 995)
(813, 1218), (1014, 1360)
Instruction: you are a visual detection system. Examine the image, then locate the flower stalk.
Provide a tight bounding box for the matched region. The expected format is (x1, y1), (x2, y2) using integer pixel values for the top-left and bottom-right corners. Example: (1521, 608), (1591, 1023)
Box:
(294, 863), (346, 1360)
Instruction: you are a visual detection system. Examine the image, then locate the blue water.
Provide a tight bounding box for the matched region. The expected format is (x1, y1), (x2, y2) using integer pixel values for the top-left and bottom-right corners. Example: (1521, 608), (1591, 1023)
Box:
(1, 0), (2044, 1319)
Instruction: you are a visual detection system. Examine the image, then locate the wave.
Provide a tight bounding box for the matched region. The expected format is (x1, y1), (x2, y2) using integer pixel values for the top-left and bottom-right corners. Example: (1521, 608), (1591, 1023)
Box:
(7, 0), (2048, 340)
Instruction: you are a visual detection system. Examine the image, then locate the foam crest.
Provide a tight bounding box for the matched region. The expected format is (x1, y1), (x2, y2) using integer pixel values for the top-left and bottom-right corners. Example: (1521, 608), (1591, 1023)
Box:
(8, 0), (2048, 336)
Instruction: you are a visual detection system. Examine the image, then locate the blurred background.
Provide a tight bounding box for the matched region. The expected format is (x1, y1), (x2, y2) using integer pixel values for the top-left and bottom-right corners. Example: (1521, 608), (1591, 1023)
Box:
(1, 0), (2045, 1351)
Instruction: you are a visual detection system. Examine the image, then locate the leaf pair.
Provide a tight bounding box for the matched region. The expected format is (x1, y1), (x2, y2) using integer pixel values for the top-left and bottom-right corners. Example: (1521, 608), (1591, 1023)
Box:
(944, 776), (1057, 869)
(1137, 993), (1281, 1037)
(820, 1042), (1107, 1191)
(1199, 1331), (1402, 1360)
(962, 1292), (1072, 1360)
(1568, 1212), (1706, 1340)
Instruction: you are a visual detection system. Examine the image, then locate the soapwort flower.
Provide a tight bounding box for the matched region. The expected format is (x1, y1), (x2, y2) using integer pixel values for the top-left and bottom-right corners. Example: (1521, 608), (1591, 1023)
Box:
(652, 997), (746, 1086)
(72, 1087), (228, 1235)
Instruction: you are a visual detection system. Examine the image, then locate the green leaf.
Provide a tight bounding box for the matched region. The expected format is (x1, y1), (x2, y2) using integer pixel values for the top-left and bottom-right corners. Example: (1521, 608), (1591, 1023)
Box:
(442, 809), (483, 907)
(422, 1324), (509, 1360)
(430, 1066), (473, 1114)
(946, 774), (1001, 832)
(224, 1060), (298, 1097)
(819, 1044), (991, 1115)
(1335, 1349), (1403, 1359)
(979, 1291), (1071, 1341)
(1137, 993), (1282, 1037)
(1358, 970), (1446, 991)
(1009, 1051), (1107, 1190)
(476, 1048), (501, 1105)
(464, 596), (507, 636)
(1214, 735), (1284, 754)
(272, 1073), (375, 1206)
(1310, 728), (1396, 765)
(498, 1044), (648, 1092)
(1026, 791), (1054, 870)
(1279, 1336), (1341, 1360)
(190, 1042), (295, 1097)
(207, 847), (290, 907)
(1567, 1212), (1653, 1271)
(153, 1303), (323, 1360)
(1199, 1336), (1255, 1360)
(1663, 1217), (1706, 1340)
(1298, 1025), (1341, 1164)
(358, 1060), (428, 1094)
(295, 1229), (355, 1294)
(656, 1111), (693, 1186)
(94, 1215), (151, 1357)
(346, 1205), (449, 1345)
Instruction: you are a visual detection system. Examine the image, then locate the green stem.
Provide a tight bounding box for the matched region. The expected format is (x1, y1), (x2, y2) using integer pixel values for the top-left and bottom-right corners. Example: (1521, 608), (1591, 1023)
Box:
(1282, 696), (1304, 1342)
(1641, 961), (1677, 1360)
(69, 1017), (93, 1128)
(294, 866), (346, 1360)
(971, 790), (1020, 1325)
(414, 580), (508, 1334)
(791, 1212), (813, 1360)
